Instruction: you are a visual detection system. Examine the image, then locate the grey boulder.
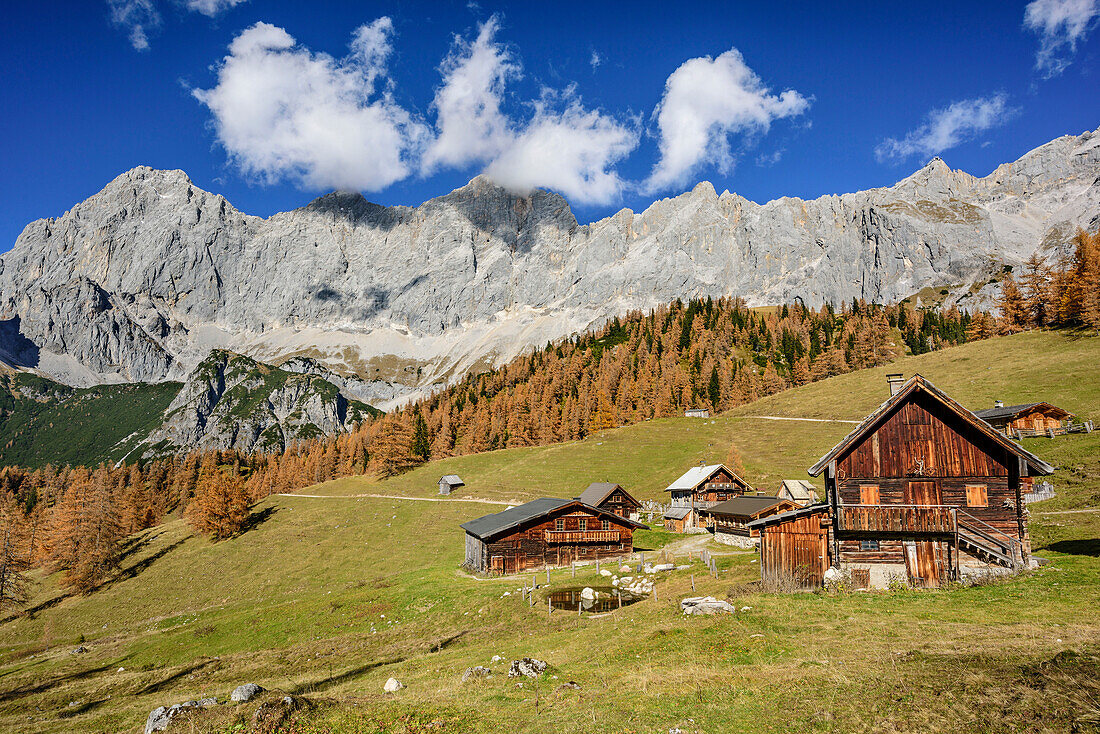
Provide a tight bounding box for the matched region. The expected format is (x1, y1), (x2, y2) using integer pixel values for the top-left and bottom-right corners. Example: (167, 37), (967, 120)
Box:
(230, 683), (264, 702)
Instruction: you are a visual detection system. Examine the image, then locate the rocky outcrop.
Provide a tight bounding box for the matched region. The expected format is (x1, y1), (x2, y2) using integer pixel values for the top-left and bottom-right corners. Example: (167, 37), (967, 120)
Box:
(136, 350), (377, 456)
(2, 128), (1097, 401)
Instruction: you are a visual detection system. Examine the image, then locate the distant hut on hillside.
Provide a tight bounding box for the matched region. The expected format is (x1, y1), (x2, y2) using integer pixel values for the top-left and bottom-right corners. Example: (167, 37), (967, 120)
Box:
(438, 475), (465, 496)
(684, 408), (710, 418)
(461, 498), (648, 574)
(974, 401), (1074, 438)
(576, 482), (642, 519)
(663, 463), (753, 531)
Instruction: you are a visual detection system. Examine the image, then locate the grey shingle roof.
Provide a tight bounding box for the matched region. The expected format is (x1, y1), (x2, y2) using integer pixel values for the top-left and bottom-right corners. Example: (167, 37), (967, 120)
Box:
(664, 507), (692, 520)
(461, 497), (649, 540)
(698, 496), (788, 518)
(439, 475), (465, 485)
(460, 498), (572, 540)
(578, 482), (620, 506)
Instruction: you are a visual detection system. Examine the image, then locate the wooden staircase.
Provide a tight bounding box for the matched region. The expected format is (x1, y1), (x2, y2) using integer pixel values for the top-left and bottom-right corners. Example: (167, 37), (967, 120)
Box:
(955, 512), (1023, 570)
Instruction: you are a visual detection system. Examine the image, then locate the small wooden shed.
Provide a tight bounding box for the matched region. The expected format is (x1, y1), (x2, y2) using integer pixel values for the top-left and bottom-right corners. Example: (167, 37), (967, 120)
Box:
(748, 504), (832, 589)
(684, 408), (710, 418)
(777, 480), (819, 506)
(438, 475), (465, 496)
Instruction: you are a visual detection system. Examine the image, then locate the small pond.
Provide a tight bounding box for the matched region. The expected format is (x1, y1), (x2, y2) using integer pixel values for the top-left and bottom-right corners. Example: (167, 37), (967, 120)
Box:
(546, 585), (645, 613)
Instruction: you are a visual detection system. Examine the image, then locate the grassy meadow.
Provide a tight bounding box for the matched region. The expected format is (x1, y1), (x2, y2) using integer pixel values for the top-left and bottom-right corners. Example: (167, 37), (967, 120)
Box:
(0, 330), (1097, 733)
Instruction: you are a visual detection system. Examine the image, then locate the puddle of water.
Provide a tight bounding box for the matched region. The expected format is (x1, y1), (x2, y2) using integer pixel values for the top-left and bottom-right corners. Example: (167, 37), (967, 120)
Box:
(546, 586), (645, 613)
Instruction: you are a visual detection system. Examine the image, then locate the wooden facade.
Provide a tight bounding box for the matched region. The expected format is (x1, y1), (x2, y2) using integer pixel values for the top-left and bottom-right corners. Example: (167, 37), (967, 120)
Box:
(664, 464), (754, 531)
(462, 498), (647, 575)
(752, 375), (1053, 590)
(756, 506), (831, 589)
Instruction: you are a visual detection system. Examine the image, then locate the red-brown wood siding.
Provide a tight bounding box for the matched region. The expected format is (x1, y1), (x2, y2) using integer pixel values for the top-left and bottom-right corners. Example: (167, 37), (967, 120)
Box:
(474, 506), (637, 573)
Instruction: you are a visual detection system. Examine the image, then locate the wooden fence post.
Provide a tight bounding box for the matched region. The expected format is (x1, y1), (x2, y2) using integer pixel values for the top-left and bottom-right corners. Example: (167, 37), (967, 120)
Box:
(572, 561), (575, 578)
(691, 574), (695, 591)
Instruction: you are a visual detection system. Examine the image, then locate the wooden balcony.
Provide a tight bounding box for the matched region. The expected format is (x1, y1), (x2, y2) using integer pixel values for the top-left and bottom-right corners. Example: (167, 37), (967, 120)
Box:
(544, 530), (621, 544)
(837, 504), (956, 534)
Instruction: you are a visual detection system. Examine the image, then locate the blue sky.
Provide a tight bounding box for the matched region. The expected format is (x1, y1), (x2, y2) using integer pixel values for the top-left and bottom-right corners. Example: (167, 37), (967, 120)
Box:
(2, 0), (1098, 250)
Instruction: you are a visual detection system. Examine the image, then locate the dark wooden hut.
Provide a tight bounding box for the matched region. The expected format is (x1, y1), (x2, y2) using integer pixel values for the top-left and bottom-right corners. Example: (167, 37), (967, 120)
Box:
(750, 374), (1053, 589)
(974, 401), (1073, 437)
(461, 498), (648, 574)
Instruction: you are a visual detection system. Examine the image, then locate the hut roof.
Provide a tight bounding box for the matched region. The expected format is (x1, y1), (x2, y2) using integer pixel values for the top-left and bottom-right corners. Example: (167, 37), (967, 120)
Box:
(779, 479), (819, 503)
(439, 475), (465, 486)
(973, 402), (1072, 421)
(807, 374), (1054, 477)
(698, 496), (790, 519)
(461, 498), (647, 540)
(663, 507), (693, 520)
(746, 502), (831, 530)
(665, 463), (747, 492)
(577, 482), (621, 506)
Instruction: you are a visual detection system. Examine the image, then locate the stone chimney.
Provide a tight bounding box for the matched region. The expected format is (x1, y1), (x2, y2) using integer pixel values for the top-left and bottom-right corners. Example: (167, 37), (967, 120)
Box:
(886, 373), (904, 396)
(994, 399), (1004, 408)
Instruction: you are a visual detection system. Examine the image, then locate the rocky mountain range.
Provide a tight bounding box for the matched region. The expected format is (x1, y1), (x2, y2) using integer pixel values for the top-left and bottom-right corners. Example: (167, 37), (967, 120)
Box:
(1, 126), (1097, 413)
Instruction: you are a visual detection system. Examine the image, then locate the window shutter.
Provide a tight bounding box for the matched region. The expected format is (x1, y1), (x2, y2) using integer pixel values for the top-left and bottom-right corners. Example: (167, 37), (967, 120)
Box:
(860, 485), (880, 504)
(966, 485), (988, 508)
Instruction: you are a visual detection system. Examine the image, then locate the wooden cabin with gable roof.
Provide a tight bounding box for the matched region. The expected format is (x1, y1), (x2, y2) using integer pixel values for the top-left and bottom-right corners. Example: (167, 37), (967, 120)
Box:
(749, 373), (1053, 589)
(461, 498), (648, 574)
(663, 463), (754, 531)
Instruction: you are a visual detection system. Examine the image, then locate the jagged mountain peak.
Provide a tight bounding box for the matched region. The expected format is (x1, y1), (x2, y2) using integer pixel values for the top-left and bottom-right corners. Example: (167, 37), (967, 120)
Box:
(0, 127), (1096, 404)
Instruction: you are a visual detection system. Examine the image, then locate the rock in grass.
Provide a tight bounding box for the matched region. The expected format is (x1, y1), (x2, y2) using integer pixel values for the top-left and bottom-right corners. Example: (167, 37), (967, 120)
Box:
(70, 646), (87, 655)
(680, 596), (736, 615)
(462, 666), (491, 683)
(507, 658), (547, 678)
(145, 699), (219, 734)
(383, 677), (405, 693)
(230, 683), (264, 702)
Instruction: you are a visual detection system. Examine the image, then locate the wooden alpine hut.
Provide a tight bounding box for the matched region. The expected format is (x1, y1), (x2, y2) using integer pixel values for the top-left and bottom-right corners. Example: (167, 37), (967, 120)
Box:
(974, 401), (1074, 438)
(749, 373), (1054, 590)
(663, 463), (753, 531)
(461, 498), (648, 574)
(697, 496), (798, 547)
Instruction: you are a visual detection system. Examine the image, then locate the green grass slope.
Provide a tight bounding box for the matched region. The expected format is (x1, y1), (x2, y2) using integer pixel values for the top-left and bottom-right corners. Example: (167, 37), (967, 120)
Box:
(0, 331), (1097, 733)
(0, 373), (181, 468)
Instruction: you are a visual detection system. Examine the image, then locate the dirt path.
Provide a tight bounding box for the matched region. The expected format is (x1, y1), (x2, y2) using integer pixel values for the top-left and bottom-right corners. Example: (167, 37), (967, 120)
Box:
(1034, 508), (1100, 515)
(276, 492), (514, 506)
(743, 415), (861, 424)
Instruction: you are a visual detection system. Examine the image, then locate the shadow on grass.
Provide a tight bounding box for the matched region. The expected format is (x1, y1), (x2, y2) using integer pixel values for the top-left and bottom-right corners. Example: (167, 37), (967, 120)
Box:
(0, 664), (113, 704)
(57, 697), (111, 718)
(100, 537), (188, 592)
(237, 506), (279, 536)
(430, 630), (468, 653)
(1046, 538), (1100, 557)
(133, 659), (220, 696)
(291, 658), (404, 695)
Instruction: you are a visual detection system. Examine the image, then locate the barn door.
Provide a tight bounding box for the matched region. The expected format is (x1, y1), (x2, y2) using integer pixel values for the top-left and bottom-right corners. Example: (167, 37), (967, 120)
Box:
(904, 481), (941, 506)
(905, 541), (942, 587)
(490, 556), (503, 575)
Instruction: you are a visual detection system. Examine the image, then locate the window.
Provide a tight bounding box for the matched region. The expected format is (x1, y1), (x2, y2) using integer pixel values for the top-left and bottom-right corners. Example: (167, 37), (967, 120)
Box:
(602, 519), (610, 531)
(578, 518), (587, 532)
(555, 519), (564, 532)
(860, 485), (880, 505)
(860, 539), (880, 551)
(966, 485), (988, 508)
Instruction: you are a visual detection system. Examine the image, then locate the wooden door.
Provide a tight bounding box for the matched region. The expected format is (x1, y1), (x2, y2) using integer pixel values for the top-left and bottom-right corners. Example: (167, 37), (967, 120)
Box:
(490, 555), (503, 575)
(905, 541), (941, 587)
(762, 527), (828, 589)
(904, 480), (941, 506)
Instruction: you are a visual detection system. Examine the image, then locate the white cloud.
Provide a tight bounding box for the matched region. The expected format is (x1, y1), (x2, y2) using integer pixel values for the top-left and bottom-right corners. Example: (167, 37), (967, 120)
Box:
(185, 0), (247, 16)
(422, 18), (519, 173)
(193, 20), (428, 192)
(644, 49), (809, 193)
(108, 0), (161, 50)
(590, 51), (602, 71)
(875, 94), (1012, 163)
(485, 90), (638, 204)
(423, 19), (637, 205)
(1024, 0), (1099, 76)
